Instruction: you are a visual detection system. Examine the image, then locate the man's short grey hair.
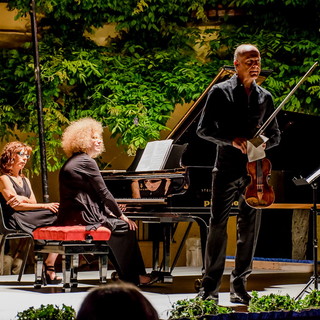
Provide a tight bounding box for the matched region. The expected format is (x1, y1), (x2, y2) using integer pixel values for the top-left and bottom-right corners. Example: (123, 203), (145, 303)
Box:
(233, 44), (260, 62)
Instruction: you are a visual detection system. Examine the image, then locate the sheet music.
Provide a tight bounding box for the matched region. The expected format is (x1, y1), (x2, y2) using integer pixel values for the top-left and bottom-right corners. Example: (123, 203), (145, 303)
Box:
(135, 139), (173, 172)
(293, 167), (320, 186)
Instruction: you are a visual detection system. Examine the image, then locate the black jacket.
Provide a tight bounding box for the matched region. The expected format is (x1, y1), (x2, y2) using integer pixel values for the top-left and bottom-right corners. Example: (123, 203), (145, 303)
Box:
(197, 74), (281, 177)
(57, 152), (122, 230)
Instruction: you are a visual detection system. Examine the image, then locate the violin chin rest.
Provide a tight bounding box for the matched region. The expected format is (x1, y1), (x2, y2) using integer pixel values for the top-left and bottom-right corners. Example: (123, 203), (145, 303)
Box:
(245, 196), (274, 209)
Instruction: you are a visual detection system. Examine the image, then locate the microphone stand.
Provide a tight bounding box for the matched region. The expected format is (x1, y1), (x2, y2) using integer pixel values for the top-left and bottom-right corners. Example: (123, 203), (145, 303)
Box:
(293, 170), (320, 300)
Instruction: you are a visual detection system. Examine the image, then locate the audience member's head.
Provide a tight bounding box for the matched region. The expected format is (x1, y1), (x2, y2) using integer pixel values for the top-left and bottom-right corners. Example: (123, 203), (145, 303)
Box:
(76, 282), (159, 320)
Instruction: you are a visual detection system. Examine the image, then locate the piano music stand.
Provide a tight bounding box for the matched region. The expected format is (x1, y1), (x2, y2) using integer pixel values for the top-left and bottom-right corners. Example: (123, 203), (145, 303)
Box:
(293, 167), (320, 300)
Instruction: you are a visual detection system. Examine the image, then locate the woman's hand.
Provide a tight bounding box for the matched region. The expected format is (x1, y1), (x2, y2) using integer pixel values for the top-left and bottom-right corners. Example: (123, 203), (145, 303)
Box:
(6, 194), (29, 208)
(43, 202), (60, 213)
(120, 213), (137, 231)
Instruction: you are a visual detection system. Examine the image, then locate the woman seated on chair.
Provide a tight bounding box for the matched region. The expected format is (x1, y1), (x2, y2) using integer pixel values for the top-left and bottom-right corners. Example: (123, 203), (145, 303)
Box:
(56, 117), (155, 286)
(0, 141), (61, 284)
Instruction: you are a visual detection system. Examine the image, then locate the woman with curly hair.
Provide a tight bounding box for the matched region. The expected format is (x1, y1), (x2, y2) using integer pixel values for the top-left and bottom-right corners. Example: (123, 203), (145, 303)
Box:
(57, 117), (155, 286)
(0, 141), (61, 284)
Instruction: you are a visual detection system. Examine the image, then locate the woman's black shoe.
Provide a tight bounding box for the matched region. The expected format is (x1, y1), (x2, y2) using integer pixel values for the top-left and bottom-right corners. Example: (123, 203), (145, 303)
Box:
(43, 263), (62, 285)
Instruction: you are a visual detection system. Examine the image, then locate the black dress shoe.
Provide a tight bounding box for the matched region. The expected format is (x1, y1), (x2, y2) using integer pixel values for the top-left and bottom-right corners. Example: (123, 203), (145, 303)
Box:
(230, 292), (251, 305)
(196, 288), (218, 303)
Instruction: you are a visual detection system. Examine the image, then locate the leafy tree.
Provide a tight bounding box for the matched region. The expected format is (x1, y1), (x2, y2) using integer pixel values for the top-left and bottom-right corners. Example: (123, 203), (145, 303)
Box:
(206, 0), (320, 113)
(0, 0), (319, 173)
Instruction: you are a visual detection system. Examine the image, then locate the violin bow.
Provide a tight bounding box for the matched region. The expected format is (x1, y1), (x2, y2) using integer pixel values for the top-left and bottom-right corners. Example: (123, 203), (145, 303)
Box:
(255, 61), (318, 138)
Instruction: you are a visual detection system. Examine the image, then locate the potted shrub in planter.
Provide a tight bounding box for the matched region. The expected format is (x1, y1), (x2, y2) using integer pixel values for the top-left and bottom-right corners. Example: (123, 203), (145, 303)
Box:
(247, 290), (320, 319)
(168, 297), (233, 320)
(168, 290), (320, 320)
(16, 304), (76, 320)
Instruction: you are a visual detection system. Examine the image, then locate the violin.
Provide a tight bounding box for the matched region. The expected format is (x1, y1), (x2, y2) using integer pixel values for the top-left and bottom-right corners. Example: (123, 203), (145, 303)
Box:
(245, 158), (275, 208)
(244, 62), (318, 209)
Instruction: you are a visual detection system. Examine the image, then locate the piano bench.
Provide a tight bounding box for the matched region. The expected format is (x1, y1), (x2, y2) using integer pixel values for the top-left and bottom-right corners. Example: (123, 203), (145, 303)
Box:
(32, 226), (111, 292)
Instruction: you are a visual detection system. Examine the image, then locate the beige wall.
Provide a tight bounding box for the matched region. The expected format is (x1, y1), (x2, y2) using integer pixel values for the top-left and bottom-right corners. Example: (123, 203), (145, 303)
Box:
(0, 4), (31, 48)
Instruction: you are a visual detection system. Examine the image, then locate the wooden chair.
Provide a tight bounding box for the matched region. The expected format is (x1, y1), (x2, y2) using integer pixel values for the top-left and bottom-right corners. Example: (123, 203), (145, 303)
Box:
(0, 204), (33, 281)
(32, 225), (111, 292)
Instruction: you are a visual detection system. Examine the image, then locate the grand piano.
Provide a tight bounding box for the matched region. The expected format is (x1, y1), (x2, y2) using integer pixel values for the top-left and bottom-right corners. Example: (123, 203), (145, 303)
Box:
(102, 66), (320, 281)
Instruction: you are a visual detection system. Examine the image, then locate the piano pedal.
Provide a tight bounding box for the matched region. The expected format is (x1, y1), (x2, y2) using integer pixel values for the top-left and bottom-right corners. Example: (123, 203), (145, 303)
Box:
(150, 270), (173, 283)
(163, 274), (173, 283)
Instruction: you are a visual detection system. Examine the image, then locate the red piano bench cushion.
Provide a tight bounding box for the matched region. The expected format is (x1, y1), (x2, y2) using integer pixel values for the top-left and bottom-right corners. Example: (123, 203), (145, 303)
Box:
(33, 226), (111, 241)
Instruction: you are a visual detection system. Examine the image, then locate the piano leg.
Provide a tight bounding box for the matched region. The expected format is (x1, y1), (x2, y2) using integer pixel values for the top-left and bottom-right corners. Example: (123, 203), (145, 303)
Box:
(152, 232), (160, 271)
(170, 222), (193, 272)
(154, 220), (204, 284)
(161, 223), (174, 283)
(150, 223), (174, 283)
(134, 214), (210, 284)
(167, 217), (209, 275)
(192, 215), (209, 274)
(162, 223), (171, 273)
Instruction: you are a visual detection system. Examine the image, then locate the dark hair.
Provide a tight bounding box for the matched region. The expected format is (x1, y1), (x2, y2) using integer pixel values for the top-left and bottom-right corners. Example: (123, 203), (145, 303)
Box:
(76, 282), (159, 320)
(0, 141), (32, 175)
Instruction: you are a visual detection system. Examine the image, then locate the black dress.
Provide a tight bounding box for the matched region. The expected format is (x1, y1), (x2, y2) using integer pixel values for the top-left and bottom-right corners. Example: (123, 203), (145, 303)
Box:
(57, 152), (147, 285)
(0, 176), (57, 234)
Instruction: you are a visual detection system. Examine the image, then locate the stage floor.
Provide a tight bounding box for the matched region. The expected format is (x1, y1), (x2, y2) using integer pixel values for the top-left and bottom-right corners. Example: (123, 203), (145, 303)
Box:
(0, 266), (314, 320)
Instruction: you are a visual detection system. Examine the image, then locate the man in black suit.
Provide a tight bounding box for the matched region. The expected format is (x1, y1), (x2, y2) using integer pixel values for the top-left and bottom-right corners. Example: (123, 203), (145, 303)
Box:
(196, 44), (281, 305)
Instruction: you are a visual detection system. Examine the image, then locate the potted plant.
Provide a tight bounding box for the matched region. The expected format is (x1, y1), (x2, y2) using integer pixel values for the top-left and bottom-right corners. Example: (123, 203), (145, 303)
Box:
(247, 290), (320, 319)
(168, 290), (320, 320)
(168, 297), (232, 320)
(15, 304), (76, 320)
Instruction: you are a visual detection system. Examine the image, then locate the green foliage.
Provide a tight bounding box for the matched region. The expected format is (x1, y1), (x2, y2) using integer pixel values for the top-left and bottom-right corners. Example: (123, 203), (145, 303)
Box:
(15, 304), (76, 320)
(248, 291), (302, 312)
(168, 290), (320, 319)
(168, 297), (232, 320)
(300, 290), (320, 310)
(0, 0), (319, 174)
(248, 290), (320, 313)
(206, 0), (320, 114)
